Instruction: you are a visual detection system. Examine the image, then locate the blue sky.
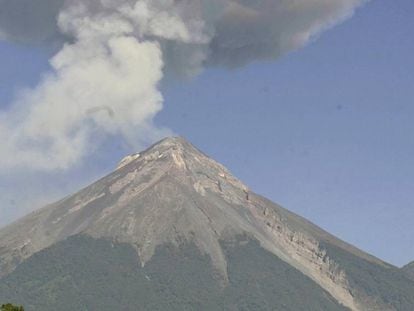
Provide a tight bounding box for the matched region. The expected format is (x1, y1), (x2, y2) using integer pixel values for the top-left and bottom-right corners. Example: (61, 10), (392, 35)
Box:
(160, 0), (414, 266)
(0, 0), (413, 266)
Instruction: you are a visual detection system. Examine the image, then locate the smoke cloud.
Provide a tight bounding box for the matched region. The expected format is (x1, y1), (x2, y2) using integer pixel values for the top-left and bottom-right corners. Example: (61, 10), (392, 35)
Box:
(0, 0), (366, 171)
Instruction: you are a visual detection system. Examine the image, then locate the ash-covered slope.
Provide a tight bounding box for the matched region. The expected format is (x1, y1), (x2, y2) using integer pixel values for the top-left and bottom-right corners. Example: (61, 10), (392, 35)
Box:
(1, 137), (414, 311)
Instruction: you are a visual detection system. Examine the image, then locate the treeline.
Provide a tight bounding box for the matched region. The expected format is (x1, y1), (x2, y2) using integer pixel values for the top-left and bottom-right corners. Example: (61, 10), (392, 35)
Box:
(1, 304), (24, 311)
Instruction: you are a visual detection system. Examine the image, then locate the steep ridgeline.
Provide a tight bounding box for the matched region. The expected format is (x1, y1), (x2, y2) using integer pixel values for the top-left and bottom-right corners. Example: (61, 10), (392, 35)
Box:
(1, 137), (414, 311)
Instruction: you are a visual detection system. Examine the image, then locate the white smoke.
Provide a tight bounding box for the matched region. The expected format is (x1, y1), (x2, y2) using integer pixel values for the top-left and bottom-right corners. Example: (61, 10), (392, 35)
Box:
(0, 0), (367, 171)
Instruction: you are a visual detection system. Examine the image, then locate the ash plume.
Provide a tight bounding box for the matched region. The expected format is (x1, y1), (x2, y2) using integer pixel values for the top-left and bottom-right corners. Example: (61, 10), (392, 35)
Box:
(0, 0), (367, 171)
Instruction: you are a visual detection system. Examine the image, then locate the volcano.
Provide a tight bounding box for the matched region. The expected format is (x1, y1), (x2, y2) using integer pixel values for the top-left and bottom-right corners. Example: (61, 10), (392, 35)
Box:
(1, 137), (413, 311)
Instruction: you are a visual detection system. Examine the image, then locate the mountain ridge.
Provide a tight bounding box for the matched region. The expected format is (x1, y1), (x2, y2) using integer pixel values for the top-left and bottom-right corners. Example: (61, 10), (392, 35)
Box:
(1, 137), (414, 311)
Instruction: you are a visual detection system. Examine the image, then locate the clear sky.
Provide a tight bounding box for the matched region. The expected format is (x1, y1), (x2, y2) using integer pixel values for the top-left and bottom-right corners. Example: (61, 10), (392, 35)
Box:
(0, 0), (413, 266)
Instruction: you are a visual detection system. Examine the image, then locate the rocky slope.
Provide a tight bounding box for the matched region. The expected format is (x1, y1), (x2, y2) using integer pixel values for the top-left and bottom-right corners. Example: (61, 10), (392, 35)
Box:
(1, 137), (414, 310)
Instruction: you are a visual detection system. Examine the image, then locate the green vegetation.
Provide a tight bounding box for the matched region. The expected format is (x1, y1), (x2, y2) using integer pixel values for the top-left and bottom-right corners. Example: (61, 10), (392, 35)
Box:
(5, 235), (414, 310)
(0, 234), (348, 311)
(220, 236), (349, 311)
(1, 304), (24, 311)
(321, 242), (414, 311)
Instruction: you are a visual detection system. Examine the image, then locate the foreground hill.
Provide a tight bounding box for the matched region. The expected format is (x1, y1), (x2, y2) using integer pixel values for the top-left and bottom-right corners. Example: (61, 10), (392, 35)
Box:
(1, 137), (413, 310)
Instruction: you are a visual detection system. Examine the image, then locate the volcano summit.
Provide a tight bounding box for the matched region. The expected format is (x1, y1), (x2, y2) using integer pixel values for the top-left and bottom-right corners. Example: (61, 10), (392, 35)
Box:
(1, 137), (413, 311)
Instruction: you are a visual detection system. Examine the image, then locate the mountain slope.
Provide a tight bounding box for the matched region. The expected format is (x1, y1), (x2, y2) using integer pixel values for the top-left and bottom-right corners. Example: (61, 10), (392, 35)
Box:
(1, 137), (413, 311)
(402, 262), (414, 280)
(0, 235), (349, 311)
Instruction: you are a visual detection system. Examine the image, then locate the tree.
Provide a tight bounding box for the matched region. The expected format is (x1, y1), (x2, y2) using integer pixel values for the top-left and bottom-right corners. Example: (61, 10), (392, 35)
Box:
(1, 304), (24, 311)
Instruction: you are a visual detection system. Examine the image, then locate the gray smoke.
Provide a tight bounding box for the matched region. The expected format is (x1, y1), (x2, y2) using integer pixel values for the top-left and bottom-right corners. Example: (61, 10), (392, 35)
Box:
(0, 0), (367, 171)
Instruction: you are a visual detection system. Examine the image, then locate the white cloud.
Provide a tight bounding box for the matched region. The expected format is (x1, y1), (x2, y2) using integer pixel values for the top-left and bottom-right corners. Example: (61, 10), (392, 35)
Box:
(0, 0), (367, 172)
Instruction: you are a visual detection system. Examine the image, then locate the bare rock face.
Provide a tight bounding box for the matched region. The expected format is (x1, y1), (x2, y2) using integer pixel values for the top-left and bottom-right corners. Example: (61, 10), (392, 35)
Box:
(0, 137), (411, 311)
